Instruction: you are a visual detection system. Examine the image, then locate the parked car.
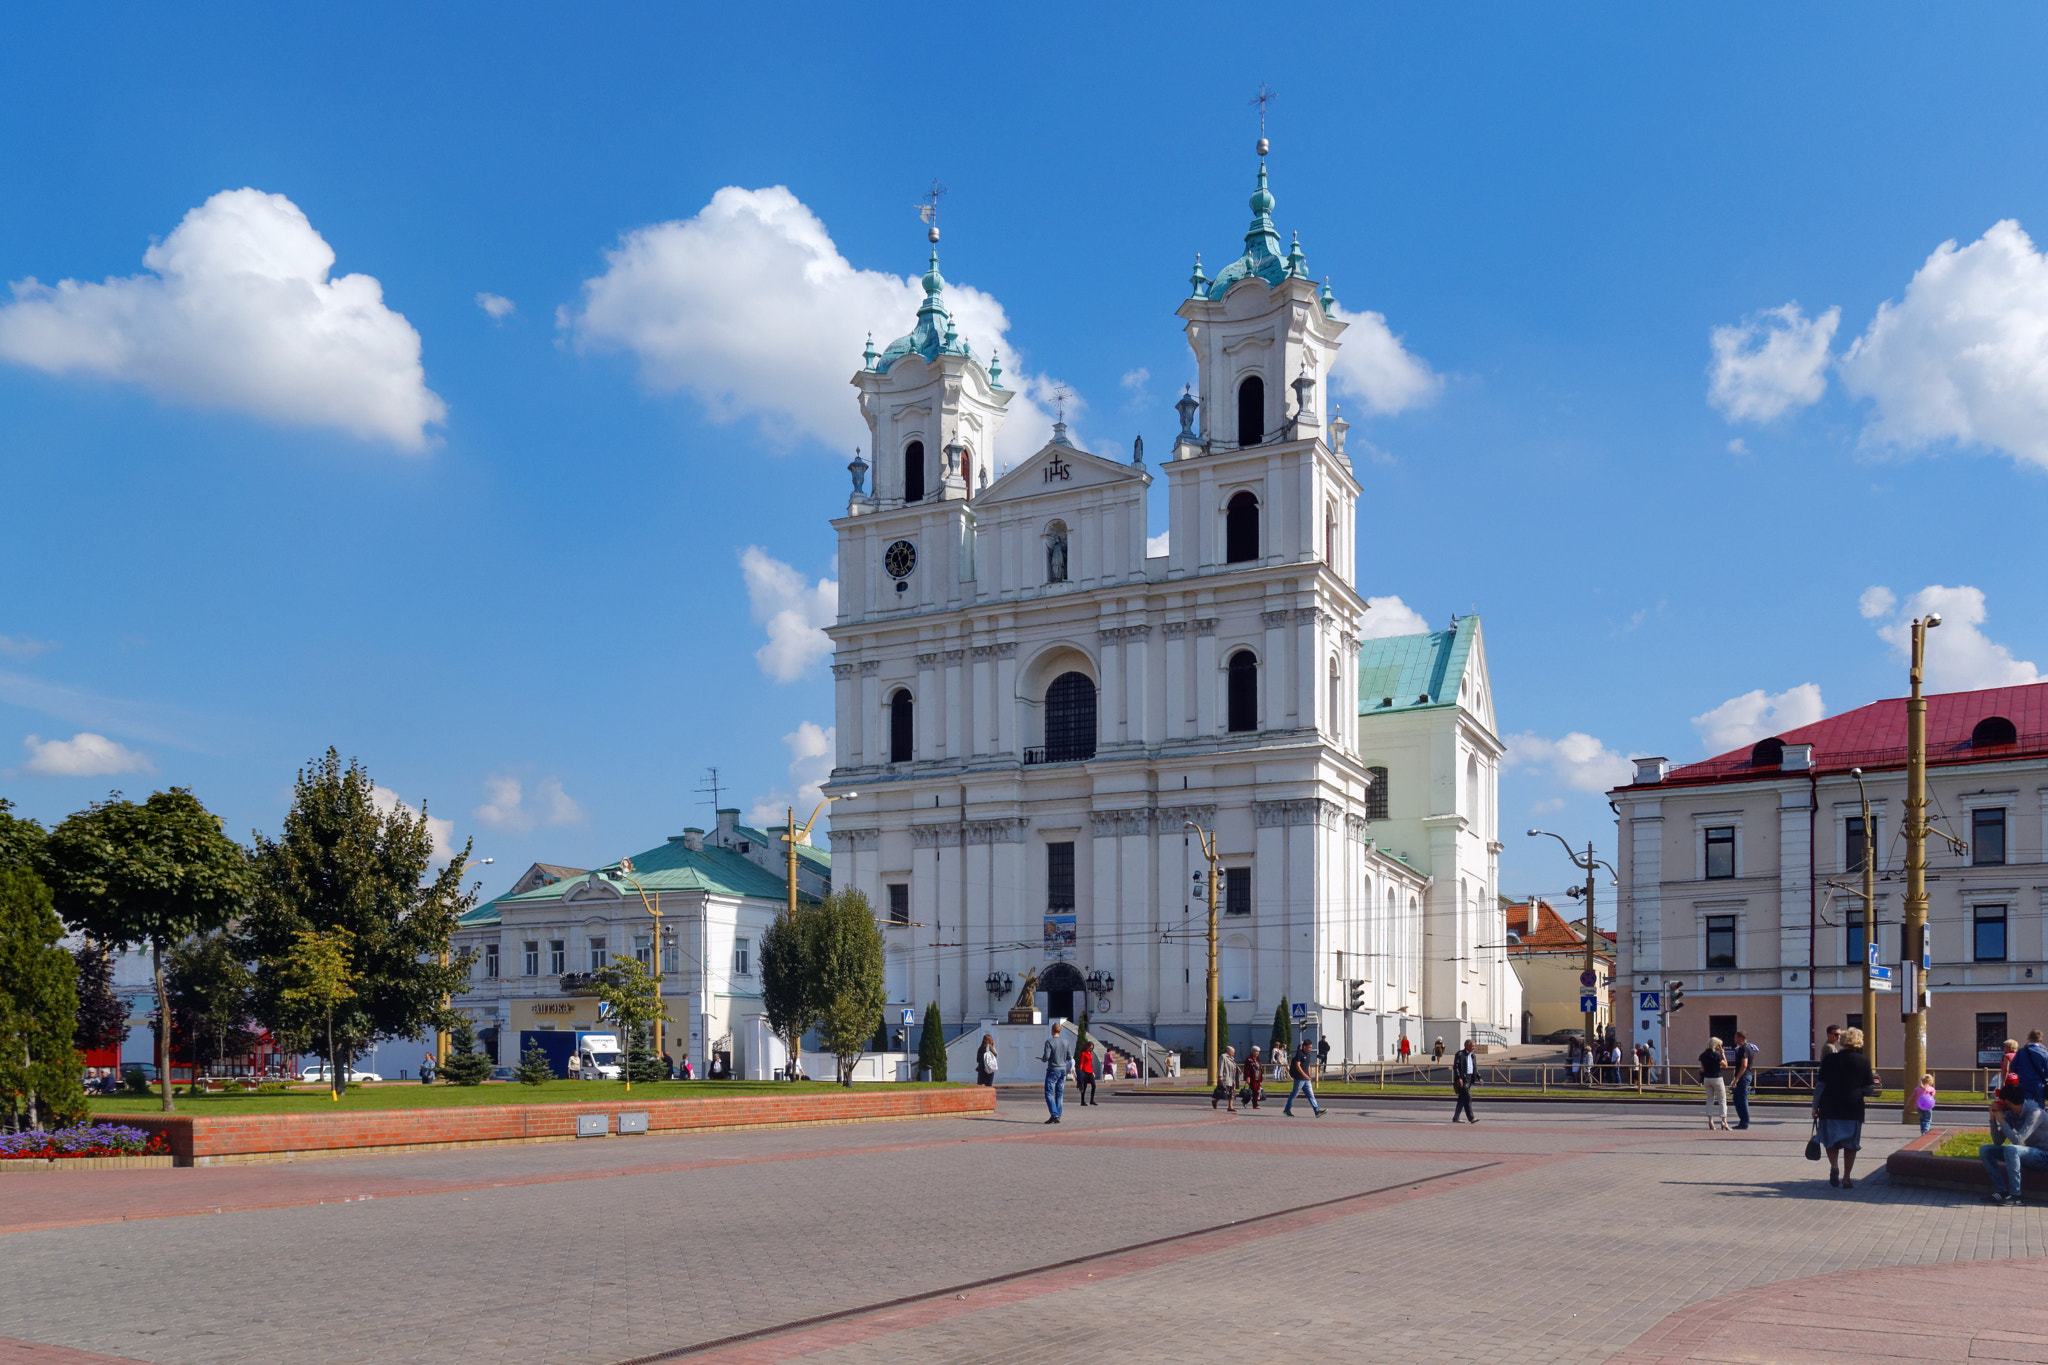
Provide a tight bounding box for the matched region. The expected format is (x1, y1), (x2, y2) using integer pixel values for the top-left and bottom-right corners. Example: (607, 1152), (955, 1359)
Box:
(1541, 1029), (1587, 1045)
(298, 1065), (383, 1083)
(488, 1067), (516, 1082)
(1754, 1061), (1820, 1090)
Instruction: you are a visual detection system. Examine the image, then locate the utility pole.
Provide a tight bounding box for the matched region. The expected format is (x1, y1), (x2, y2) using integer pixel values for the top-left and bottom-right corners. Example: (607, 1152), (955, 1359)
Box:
(1530, 830), (1616, 1075)
(1901, 613), (1941, 1121)
(1851, 768), (1877, 1073)
(1186, 820), (1222, 1090)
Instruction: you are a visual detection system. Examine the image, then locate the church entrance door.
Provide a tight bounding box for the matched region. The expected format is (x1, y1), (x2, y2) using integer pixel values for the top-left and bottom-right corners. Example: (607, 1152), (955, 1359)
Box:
(1038, 961), (1085, 1025)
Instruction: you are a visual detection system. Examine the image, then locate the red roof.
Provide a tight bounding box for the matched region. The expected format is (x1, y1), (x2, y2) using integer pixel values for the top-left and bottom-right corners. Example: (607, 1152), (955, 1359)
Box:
(1505, 901), (1612, 957)
(1634, 681), (2048, 790)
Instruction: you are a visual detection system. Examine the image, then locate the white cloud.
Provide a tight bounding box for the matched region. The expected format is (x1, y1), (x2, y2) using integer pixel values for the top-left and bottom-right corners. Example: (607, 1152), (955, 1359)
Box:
(1726, 438), (1748, 455)
(1864, 583), (2041, 692)
(475, 292), (515, 320)
(1359, 595), (1432, 640)
(740, 546), (837, 682)
(1858, 586), (1897, 620)
(1690, 684), (1826, 753)
(18, 732), (152, 777)
(370, 784), (460, 864)
(0, 189), (444, 451)
(1146, 531), (1169, 558)
(563, 186), (1062, 463)
(1503, 731), (1635, 793)
(747, 721), (835, 827)
(1707, 302), (1838, 423)
(1327, 304), (1441, 416)
(1120, 367), (1149, 392)
(0, 636), (56, 658)
(473, 773), (586, 832)
(1841, 220), (2048, 467)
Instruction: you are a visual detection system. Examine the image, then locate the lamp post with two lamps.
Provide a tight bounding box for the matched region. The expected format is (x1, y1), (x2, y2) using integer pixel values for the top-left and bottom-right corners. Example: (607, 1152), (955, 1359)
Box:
(613, 856), (674, 1070)
(1528, 830), (1616, 1072)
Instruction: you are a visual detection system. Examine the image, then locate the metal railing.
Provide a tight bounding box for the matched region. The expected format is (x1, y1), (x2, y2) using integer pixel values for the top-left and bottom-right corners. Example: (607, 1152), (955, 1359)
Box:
(1322, 1061), (1999, 1094)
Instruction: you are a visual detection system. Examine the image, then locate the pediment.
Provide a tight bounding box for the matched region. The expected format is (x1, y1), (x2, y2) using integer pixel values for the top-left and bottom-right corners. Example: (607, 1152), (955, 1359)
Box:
(980, 441), (1148, 504)
(566, 874), (622, 903)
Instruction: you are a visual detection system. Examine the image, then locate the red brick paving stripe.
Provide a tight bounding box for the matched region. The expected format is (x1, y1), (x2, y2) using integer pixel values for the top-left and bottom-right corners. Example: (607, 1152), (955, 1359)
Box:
(0, 1338), (152, 1364)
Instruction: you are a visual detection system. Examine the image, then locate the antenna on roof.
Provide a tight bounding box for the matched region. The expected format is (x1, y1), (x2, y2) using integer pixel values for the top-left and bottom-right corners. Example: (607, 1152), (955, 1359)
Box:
(696, 767), (723, 814)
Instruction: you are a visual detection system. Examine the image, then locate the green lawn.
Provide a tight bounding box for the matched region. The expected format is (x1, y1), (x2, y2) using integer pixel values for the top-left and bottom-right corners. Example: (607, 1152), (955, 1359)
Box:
(1937, 1129), (1993, 1159)
(89, 1079), (953, 1116)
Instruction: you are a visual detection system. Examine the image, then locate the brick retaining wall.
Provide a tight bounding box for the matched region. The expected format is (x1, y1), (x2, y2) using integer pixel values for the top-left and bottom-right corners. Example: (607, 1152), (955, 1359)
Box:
(112, 1086), (994, 1166)
(1884, 1127), (1993, 1192)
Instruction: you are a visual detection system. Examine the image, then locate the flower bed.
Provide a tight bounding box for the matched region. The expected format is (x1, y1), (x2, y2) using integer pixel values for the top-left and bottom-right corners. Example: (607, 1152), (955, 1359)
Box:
(0, 1123), (171, 1160)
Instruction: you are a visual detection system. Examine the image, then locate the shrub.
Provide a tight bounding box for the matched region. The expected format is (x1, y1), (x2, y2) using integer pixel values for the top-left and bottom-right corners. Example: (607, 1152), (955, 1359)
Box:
(220, 1079), (247, 1094)
(255, 1081), (288, 1095)
(122, 1070), (151, 1095)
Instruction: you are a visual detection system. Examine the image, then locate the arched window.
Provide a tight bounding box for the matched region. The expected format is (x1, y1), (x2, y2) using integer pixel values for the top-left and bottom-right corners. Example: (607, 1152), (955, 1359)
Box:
(1225, 491), (1260, 563)
(1043, 671), (1097, 762)
(903, 441), (925, 503)
(1328, 657), (1342, 738)
(889, 689), (914, 763)
(1227, 650), (1259, 733)
(1365, 766), (1389, 821)
(1237, 375), (1264, 448)
(1221, 934), (1252, 1001)
(1044, 520), (1069, 584)
(1465, 754), (1479, 820)
(1973, 716), (2019, 747)
(1325, 497), (1338, 564)
(1749, 737), (1784, 768)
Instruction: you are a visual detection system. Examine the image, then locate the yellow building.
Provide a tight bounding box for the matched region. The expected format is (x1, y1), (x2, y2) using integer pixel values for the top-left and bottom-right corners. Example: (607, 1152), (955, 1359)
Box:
(1505, 900), (1614, 1042)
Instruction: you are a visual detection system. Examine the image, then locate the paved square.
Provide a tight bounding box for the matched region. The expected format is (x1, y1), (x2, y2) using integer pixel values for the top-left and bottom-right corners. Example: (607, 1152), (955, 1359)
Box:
(0, 1092), (2031, 1364)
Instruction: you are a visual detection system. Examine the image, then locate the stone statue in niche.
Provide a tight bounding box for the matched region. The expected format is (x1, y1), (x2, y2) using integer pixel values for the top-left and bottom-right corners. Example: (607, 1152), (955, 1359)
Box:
(1045, 522), (1069, 584)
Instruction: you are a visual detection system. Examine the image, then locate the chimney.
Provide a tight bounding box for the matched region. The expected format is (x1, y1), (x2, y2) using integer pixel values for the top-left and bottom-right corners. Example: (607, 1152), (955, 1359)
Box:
(1780, 743), (1813, 772)
(715, 807), (741, 843)
(681, 828), (705, 852)
(1633, 757), (1668, 785)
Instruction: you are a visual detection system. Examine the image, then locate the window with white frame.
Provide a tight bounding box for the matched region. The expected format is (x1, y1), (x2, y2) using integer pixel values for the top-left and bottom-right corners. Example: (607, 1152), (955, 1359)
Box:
(484, 943), (499, 978)
(634, 935), (651, 967)
(523, 941), (539, 976)
(733, 938), (751, 976)
(1704, 914), (1737, 969)
(1973, 808), (2008, 866)
(1974, 904), (2008, 962)
(586, 937), (605, 972)
(1704, 827), (1736, 880)
(547, 940), (565, 975)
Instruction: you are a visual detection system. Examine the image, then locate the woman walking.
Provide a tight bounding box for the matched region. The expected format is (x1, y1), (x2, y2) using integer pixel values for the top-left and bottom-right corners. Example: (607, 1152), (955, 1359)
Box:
(1814, 1027), (1876, 1188)
(975, 1033), (998, 1087)
(1075, 1042), (1098, 1106)
(1700, 1036), (1731, 1130)
(1432, 1037), (1445, 1064)
(1244, 1045), (1265, 1109)
(1212, 1045), (1240, 1113)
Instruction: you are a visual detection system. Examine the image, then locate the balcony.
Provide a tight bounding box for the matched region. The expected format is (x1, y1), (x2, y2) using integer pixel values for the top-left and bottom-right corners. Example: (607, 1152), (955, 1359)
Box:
(557, 972), (601, 996)
(1024, 741), (1096, 765)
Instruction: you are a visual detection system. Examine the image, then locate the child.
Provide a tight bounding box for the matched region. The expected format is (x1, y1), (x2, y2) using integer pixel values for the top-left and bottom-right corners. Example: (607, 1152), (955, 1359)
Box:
(1911, 1074), (1938, 1134)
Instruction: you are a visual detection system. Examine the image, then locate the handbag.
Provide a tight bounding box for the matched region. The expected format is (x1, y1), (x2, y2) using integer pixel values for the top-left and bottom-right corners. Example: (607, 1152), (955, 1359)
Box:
(1804, 1115), (1824, 1161)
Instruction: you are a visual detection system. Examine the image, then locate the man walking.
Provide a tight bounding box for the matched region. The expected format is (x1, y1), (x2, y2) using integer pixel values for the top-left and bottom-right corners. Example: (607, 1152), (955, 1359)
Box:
(2014, 1029), (2048, 1107)
(1729, 1030), (1758, 1129)
(1316, 1034), (1331, 1081)
(1041, 1020), (1073, 1125)
(1452, 1038), (1480, 1123)
(1980, 1083), (2048, 1205)
(1822, 1023), (1842, 1054)
(1284, 1040), (1326, 1117)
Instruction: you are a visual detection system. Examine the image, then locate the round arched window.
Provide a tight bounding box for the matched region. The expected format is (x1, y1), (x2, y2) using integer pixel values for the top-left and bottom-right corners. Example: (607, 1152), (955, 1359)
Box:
(1043, 672), (1097, 762)
(1973, 716), (2018, 747)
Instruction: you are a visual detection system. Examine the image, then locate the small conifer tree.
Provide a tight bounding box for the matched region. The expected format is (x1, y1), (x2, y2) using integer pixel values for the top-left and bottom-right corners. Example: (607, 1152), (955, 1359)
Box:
(438, 1017), (493, 1085)
(1271, 998), (1293, 1056)
(513, 1040), (554, 1086)
(917, 1000), (946, 1081)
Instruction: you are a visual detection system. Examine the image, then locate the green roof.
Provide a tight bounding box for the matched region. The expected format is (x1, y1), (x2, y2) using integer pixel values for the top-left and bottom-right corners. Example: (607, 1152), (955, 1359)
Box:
(498, 836), (804, 906)
(458, 896), (506, 928)
(1357, 616), (1477, 715)
(734, 823), (831, 875)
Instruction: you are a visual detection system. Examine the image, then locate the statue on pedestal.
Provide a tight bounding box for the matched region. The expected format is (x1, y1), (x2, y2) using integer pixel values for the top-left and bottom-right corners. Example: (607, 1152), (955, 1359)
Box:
(1005, 970), (1041, 1025)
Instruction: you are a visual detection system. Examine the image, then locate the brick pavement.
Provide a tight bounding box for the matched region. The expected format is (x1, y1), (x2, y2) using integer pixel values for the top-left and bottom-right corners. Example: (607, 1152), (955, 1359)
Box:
(1, 1093), (2036, 1364)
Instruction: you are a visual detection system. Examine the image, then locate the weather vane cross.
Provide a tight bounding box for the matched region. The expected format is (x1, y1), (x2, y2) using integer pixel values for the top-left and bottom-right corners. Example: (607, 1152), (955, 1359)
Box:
(916, 179), (948, 241)
(1250, 82), (1276, 136)
(1050, 382), (1072, 427)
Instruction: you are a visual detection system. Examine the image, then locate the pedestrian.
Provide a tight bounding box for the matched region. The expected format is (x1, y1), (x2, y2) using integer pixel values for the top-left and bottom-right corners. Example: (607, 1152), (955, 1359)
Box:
(1432, 1036), (1445, 1064)
(1284, 1040), (1325, 1117)
(1813, 1026), (1876, 1188)
(1728, 1030), (1758, 1129)
(975, 1033), (998, 1087)
(1398, 1034), (1412, 1066)
(1075, 1039), (1098, 1106)
(1821, 1023), (1842, 1054)
(2000, 1038), (2020, 1091)
(1316, 1034), (1330, 1080)
(1042, 1020), (1073, 1124)
(1980, 1082), (2048, 1205)
(1700, 1037), (1731, 1131)
(568, 1051), (582, 1081)
(1212, 1045), (1239, 1113)
(681, 1055), (693, 1080)
(2017, 1030), (2048, 1106)
(663, 1051), (675, 1080)
(1244, 1045), (1264, 1109)
(1451, 1038), (1480, 1123)
(1910, 1073), (1938, 1134)
(1567, 1038), (1581, 1083)
(420, 1051), (435, 1085)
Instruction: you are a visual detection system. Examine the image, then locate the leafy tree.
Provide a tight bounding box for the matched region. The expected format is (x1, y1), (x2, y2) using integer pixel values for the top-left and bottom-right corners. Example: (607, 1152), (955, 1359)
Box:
(759, 905), (815, 1082)
(1271, 998), (1293, 1056)
(591, 955), (667, 1090)
(0, 869), (85, 1131)
(164, 932), (256, 1081)
(438, 1016), (492, 1085)
(810, 889), (885, 1085)
(918, 1000), (946, 1082)
(0, 798), (46, 874)
(242, 751), (474, 1095)
(71, 942), (129, 1058)
(43, 788), (251, 1113)
(278, 927), (355, 1100)
(513, 1040), (554, 1086)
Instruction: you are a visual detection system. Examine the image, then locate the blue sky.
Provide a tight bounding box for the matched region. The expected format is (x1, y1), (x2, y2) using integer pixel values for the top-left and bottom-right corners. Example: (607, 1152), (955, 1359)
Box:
(3, 5), (2047, 920)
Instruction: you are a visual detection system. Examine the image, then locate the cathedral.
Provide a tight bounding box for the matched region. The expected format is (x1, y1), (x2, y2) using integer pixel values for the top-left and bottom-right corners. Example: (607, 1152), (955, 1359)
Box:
(822, 146), (1518, 1060)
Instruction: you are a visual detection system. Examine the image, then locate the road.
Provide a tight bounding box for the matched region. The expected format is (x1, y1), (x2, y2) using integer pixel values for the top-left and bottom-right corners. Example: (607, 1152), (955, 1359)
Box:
(1, 1091), (2040, 1365)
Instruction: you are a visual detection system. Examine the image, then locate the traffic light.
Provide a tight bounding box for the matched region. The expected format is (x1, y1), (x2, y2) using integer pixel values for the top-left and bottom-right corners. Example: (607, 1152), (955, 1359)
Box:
(1347, 980), (1366, 1012)
(1666, 980), (1685, 1014)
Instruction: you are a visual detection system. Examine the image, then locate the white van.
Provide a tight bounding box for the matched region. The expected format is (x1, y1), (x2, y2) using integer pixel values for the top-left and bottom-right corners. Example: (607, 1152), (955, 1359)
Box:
(576, 1033), (622, 1080)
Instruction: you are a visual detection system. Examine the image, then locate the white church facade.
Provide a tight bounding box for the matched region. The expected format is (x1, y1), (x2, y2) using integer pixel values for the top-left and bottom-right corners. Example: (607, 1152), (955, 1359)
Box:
(822, 150), (1517, 1059)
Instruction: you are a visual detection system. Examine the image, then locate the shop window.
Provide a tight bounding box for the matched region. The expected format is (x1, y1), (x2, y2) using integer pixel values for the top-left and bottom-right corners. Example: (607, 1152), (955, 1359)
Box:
(1979, 1013), (2011, 1066)
(1705, 915), (1736, 969)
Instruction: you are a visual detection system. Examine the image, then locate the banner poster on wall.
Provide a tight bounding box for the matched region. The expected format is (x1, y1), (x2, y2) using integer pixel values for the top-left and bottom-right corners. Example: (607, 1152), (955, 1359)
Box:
(1043, 914), (1077, 954)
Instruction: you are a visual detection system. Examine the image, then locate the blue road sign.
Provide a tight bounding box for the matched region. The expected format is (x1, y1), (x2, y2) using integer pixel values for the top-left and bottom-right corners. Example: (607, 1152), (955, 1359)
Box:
(1292, 1002), (1307, 1018)
(1638, 992), (1662, 1013)
(1580, 995), (1600, 1013)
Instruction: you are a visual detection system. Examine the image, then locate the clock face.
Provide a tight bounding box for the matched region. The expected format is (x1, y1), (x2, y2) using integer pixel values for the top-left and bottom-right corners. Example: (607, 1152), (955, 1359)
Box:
(885, 540), (917, 579)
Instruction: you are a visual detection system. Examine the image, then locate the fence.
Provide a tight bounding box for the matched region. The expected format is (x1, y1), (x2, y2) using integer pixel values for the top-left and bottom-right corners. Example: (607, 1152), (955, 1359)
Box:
(1326, 1061), (1998, 1094)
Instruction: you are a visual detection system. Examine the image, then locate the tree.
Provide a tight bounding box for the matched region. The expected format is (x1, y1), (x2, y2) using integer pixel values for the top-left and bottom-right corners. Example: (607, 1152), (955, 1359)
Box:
(624, 1024), (665, 1083)
(0, 869), (84, 1131)
(918, 999), (946, 1082)
(43, 788), (251, 1113)
(164, 932), (256, 1082)
(438, 1016), (492, 1085)
(1213, 1001), (1228, 1067)
(278, 928), (355, 1100)
(71, 942), (129, 1058)
(809, 889), (886, 1085)
(0, 798), (46, 874)
(759, 906), (815, 1082)
(1271, 998), (1293, 1056)
(591, 955), (667, 1090)
(242, 751), (474, 1095)
(513, 1039), (554, 1086)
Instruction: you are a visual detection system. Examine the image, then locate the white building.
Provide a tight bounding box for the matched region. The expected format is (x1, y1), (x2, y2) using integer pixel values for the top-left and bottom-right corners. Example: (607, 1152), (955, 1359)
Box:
(821, 149), (1516, 1058)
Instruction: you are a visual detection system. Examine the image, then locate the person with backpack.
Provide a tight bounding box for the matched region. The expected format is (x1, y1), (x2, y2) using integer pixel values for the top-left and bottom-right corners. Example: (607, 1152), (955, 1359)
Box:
(1451, 1038), (1480, 1124)
(975, 1034), (998, 1087)
(1284, 1041), (1325, 1117)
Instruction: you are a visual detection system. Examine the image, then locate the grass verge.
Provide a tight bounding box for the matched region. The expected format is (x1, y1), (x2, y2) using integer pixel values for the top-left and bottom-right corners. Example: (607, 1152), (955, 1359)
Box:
(1937, 1130), (1992, 1159)
(89, 1079), (953, 1116)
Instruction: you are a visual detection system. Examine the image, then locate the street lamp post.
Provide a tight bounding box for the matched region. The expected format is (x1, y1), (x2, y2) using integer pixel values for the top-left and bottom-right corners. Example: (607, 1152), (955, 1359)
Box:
(440, 857), (494, 1070)
(1850, 768), (1877, 1073)
(783, 792), (856, 1080)
(1901, 613), (1941, 1121)
(1529, 831), (1616, 1076)
(1185, 820), (1222, 1091)
(615, 856), (663, 1086)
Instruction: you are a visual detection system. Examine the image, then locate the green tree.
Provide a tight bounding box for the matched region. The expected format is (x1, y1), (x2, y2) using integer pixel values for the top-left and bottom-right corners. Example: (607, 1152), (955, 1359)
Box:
(278, 927), (355, 1100)
(438, 1016), (493, 1085)
(242, 751), (474, 1095)
(164, 932), (256, 1082)
(592, 954), (667, 1090)
(1271, 998), (1293, 1056)
(759, 905), (815, 1082)
(513, 1039), (554, 1086)
(71, 941), (130, 1058)
(0, 869), (84, 1131)
(809, 889), (885, 1085)
(0, 798), (46, 874)
(624, 1023), (665, 1083)
(918, 999), (946, 1082)
(43, 788), (251, 1113)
